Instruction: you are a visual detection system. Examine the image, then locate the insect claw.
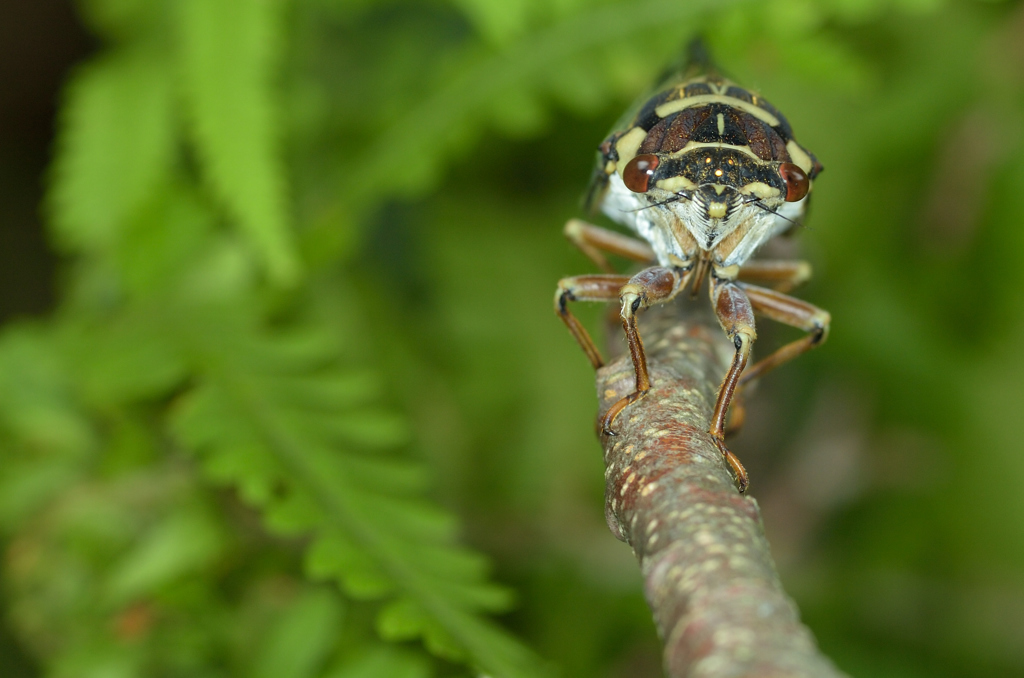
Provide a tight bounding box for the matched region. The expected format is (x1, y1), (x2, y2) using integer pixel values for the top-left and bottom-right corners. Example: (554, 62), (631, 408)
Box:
(712, 436), (749, 494)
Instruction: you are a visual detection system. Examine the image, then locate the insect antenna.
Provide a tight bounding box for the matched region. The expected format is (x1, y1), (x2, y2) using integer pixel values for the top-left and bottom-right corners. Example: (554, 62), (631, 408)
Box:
(743, 196), (804, 229)
(628, 192), (693, 213)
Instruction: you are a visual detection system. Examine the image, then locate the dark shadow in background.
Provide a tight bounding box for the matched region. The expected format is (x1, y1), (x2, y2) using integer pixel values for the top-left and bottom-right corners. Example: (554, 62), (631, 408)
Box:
(0, 0), (92, 321)
(0, 1), (91, 673)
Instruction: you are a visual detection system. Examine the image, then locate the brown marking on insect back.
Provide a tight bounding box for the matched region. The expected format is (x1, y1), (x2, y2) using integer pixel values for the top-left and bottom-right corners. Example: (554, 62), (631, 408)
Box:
(638, 116), (670, 155)
(730, 109), (772, 160)
(767, 126), (790, 161)
(750, 94), (794, 140)
(639, 107), (712, 154)
(722, 84), (798, 144)
(716, 109), (790, 162)
(688, 107), (728, 144)
(671, 108), (716, 148)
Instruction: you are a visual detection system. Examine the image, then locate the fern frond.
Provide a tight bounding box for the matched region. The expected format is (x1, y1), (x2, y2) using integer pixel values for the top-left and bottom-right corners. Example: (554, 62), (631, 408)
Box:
(48, 48), (175, 253)
(177, 0), (300, 284)
(170, 305), (550, 678)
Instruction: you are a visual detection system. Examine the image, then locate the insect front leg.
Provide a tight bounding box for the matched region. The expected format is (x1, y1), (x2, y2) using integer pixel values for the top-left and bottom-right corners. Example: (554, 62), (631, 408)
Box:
(563, 219), (656, 273)
(599, 265), (692, 436)
(555, 274), (632, 368)
(708, 276), (757, 492)
(736, 283), (831, 385)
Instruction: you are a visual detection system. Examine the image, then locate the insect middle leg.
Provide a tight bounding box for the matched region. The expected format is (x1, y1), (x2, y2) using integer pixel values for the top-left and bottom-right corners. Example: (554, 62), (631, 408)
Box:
(563, 219), (655, 273)
(598, 266), (692, 436)
(737, 259), (812, 293)
(737, 283), (831, 386)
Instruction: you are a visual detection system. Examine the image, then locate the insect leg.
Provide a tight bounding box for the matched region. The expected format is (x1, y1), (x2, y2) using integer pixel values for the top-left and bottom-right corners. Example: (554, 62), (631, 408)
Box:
(600, 266), (692, 436)
(708, 276), (757, 492)
(564, 219), (656, 273)
(737, 259), (813, 293)
(737, 283), (830, 385)
(555, 274), (632, 369)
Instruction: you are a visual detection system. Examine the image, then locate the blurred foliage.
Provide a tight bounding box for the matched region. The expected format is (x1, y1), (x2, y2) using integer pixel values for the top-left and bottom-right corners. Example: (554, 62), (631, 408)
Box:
(2, 0), (1024, 676)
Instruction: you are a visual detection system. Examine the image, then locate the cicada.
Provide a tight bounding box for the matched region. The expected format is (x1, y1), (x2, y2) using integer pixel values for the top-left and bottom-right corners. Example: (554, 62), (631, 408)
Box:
(555, 42), (829, 493)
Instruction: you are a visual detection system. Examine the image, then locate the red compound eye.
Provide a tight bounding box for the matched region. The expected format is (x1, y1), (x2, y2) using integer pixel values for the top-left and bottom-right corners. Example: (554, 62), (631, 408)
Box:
(622, 154), (659, 193)
(778, 162), (809, 202)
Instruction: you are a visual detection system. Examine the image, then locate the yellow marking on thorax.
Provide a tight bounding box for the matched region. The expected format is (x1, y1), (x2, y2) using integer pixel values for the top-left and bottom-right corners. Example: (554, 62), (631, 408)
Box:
(786, 141), (813, 174)
(668, 141), (762, 162)
(717, 113), (725, 135)
(655, 94), (780, 127)
(614, 126), (647, 170)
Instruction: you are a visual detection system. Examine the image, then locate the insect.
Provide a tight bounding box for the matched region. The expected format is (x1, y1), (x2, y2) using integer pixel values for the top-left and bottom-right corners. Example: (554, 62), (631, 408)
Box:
(554, 41), (829, 493)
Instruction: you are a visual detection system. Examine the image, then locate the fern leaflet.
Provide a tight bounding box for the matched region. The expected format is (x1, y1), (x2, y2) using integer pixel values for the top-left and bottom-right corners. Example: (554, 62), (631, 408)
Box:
(170, 304), (551, 678)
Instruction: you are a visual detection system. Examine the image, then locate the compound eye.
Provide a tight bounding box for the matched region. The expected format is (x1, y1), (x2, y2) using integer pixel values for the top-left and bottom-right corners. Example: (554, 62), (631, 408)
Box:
(622, 154), (660, 193)
(778, 162), (809, 202)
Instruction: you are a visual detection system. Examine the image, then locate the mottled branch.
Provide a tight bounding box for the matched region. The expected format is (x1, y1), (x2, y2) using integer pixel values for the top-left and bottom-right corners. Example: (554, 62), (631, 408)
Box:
(597, 304), (846, 678)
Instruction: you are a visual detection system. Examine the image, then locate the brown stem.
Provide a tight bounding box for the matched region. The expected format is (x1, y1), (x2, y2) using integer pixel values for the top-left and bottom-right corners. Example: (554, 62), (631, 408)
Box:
(596, 304), (847, 678)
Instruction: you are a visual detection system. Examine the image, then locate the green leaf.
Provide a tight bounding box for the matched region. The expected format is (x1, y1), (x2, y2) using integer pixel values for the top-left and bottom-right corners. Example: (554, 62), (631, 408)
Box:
(253, 588), (344, 678)
(104, 505), (224, 604)
(114, 181), (216, 298)
(48, 48), (175, 252)
(377, 597), (436, 643)
(177, 0), (300, 284)
(306, 532), (395, 599)
(59, 309), (187, 407)
(0, 325), (94, 458)
(325, 646), (432, 678)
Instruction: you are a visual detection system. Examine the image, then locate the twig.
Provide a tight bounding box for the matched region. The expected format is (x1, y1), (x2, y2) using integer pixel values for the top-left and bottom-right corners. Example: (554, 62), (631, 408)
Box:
(596, 303), (847, 678)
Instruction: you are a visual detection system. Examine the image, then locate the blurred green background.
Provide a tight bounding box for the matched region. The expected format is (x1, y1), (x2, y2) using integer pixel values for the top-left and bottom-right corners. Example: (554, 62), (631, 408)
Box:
(1, 0), (1024, 676)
